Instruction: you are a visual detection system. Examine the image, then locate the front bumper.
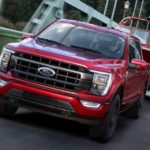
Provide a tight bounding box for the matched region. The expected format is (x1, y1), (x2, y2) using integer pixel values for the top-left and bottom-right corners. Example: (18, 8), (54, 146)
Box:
(0, 72), (110, 125)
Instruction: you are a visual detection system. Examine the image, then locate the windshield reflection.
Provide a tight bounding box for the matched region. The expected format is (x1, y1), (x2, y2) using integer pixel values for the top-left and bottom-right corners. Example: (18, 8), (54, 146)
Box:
(133, 30), (149, 45)
(116, 26), (149, 45)
(38, 22), (125, 59)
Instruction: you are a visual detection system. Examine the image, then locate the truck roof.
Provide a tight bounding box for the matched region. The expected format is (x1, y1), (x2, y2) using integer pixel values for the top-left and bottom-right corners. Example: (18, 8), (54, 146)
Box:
(119, 16), (150, 25)
(116, 16), (150, 45)
(57, 19), (128, 39)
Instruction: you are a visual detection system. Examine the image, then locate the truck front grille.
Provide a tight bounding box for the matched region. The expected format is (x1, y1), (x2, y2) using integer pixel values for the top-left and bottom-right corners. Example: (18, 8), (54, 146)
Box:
(10, 52), (93, 91)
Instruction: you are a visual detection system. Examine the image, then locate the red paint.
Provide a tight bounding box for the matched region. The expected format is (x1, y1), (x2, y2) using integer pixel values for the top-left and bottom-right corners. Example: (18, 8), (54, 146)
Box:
(116, 16), (150, 89)
(0, 19), (147, 122)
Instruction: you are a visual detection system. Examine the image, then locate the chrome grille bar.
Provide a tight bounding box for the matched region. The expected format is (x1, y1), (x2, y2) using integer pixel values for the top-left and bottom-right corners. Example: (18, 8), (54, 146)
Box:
(10, 52), (93, 91)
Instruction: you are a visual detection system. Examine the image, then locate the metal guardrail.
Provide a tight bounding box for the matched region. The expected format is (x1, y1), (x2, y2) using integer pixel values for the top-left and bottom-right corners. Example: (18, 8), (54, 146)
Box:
(0, 27), (28, 51)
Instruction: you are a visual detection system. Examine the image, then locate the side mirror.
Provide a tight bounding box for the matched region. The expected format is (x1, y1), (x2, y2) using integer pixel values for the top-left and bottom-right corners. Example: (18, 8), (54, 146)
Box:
(21, 34), (34, 40)
(131, 59), (146, 71)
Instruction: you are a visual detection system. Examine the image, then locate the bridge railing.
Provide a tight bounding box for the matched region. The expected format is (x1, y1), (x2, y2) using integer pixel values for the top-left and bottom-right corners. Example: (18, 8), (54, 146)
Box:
(0, 27), (29, 50)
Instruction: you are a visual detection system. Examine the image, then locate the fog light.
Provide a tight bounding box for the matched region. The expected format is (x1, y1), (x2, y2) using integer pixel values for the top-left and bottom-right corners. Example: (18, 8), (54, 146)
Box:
(0, 79), (7, 87)
(80, 100), (101, 109)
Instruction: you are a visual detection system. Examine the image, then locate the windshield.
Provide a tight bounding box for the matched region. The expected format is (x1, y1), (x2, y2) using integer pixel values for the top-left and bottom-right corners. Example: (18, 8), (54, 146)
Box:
(116, 25), (149, 45)
(115, 26), (131, 34)
(37, 22), (125, 59)
(116, 17), (150, 45)
(133, 30), (149, 45)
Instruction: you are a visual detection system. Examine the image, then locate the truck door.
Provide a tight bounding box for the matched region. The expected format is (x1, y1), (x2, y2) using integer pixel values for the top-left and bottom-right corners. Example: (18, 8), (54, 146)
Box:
(124, 39), (144, 102)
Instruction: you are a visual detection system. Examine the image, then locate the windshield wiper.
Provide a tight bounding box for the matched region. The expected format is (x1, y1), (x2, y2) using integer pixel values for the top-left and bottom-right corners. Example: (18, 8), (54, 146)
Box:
(70, 45), (101, 54)
(37, 37), (65, 46)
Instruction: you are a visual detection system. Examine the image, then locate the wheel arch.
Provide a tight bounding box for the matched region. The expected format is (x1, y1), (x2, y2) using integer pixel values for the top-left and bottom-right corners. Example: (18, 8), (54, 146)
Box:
(112, 85), (124, 109)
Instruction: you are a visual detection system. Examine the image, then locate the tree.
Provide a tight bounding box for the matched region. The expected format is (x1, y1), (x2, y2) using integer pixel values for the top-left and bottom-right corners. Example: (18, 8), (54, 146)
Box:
(144, 0), (150, 18)
(1, 0), (150, 29)
(3, 0), (42, 23)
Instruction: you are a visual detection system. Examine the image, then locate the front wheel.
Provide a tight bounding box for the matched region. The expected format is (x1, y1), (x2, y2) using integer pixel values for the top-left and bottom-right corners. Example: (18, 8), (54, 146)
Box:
(89, 94), (120, 142)
(144, 84), (148, 98)
(124, 91), (144, 118)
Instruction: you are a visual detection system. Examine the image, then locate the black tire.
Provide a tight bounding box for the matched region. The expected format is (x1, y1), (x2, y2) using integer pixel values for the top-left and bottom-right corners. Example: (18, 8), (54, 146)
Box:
(0, 98), (18, 117)
(144, 85), (147, 97)
(89, 94), (120, 142)
(124, 91), (144, 118)
(144, 84), (148, 98)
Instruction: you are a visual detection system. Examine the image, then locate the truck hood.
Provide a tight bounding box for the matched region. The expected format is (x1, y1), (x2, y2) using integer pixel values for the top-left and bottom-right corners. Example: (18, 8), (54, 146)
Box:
(7, 38), (126, 72)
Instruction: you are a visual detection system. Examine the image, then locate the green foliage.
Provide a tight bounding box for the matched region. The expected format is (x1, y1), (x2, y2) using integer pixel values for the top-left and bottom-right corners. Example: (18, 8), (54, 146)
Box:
(0, 17), (26, 30)
(3, 0), (42, 23)
(0, 0), (150, 30)
(80, 0), (149, 23)
(81, 0), (99, 9)
(144, 0), (150, 18)
(64, 4), (81, 20)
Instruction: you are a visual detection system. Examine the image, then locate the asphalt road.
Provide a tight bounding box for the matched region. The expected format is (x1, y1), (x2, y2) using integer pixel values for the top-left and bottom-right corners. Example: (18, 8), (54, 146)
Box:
(0, 97), (150, 150)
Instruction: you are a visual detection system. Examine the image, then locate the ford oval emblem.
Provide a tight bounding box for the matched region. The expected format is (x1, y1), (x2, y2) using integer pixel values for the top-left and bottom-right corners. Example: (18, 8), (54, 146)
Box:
(38, 67), (55, 77)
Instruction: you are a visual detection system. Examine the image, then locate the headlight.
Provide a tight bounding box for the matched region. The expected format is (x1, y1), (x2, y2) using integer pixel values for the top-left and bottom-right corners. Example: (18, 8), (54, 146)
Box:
(90, 70), (112, 96)
(0, 48), (14, 72)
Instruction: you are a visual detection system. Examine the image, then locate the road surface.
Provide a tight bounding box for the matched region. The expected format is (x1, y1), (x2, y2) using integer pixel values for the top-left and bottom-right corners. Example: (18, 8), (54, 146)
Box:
(0, 97), (150, 150)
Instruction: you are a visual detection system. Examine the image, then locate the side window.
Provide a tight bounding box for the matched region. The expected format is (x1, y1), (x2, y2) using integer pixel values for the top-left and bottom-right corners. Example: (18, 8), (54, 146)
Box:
(129, 40), (135, 63)
(128, 39), (141, 63)
(134, 41), (142, 60)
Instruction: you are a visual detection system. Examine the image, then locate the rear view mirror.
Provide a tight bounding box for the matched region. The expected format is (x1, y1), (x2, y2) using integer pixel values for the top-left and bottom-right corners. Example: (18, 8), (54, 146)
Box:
(131, 59), (146, 71)
(21, 34), (34, 40)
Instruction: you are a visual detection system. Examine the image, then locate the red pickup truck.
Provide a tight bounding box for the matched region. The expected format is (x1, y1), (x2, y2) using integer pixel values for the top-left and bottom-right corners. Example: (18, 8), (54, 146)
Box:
(115, 16), (150, 95)
(0, 19), (147, 142)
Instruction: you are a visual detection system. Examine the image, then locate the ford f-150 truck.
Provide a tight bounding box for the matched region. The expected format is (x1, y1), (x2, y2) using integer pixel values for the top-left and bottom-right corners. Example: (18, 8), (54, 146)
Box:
(0, 19), (147, 142)
(115, 16), (150, 95)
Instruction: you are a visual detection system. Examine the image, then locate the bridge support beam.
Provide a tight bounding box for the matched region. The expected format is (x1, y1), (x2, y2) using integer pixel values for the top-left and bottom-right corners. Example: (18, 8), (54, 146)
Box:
(23, 0), (117, 34)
